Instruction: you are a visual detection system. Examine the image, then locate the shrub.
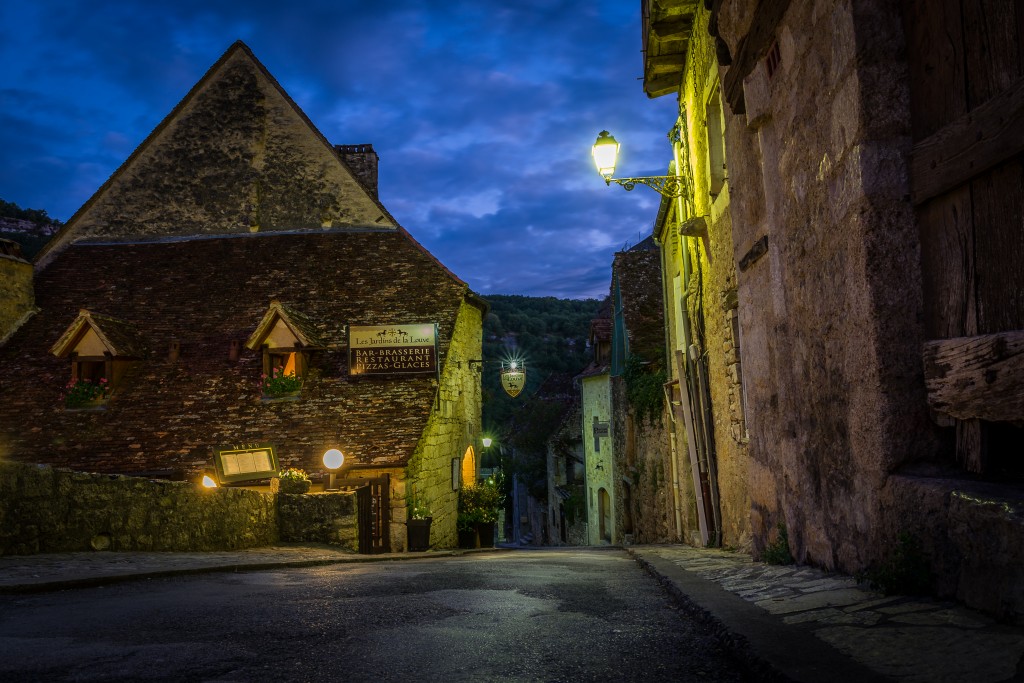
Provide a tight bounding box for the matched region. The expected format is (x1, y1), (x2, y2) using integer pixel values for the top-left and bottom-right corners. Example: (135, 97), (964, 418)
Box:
(762, 522), (794, 565)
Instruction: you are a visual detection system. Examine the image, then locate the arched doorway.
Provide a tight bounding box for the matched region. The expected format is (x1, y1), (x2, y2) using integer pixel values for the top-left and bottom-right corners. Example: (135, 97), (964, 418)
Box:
(461, 445), (476, 487)
(598, 488), (612, 543)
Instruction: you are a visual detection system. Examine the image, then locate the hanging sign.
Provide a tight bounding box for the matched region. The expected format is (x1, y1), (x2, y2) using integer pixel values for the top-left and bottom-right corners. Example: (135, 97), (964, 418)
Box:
(501, 363), (526, 398)
(349, 324), (437, 376)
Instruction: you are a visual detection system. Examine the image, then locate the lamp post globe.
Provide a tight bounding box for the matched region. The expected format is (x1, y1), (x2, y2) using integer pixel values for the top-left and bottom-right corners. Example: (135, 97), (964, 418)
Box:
(323, 448), (344, 470)
(323, 448), (344, 490)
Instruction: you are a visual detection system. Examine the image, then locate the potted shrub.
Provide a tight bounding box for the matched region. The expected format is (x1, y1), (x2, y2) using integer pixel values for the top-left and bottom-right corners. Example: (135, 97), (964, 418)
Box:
(277, 467), (311, 494)
(472, 478), (503, 548)
(457, 486), (481, 548)
(407, 498), (432, 552)
(458, 479), (504, 549)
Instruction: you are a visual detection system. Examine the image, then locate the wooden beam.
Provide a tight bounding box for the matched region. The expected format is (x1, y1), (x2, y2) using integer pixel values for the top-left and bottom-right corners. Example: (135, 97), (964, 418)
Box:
(910, 75), (1024, 205)
(651, 17), (693, 40)
(644, 73), (684, 99)
(923, 330), (1024, 422)
(722, 0), (791, 115)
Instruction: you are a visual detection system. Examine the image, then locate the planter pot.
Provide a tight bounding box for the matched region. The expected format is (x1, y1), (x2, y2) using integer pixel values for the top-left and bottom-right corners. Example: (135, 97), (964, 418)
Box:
(475, 521), (496, 548)
(278, 479), (311, 494)
(458, 527), (479, 549)
(407, 518), (432, 552)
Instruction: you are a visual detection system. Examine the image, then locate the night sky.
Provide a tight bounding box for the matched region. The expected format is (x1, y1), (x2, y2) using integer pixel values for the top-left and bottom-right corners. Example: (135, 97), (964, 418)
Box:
(0, 1), (679, 299)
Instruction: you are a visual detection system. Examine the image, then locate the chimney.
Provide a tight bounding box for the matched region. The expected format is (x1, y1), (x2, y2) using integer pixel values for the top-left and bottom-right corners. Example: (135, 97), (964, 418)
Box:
(335, 144), (379, 199)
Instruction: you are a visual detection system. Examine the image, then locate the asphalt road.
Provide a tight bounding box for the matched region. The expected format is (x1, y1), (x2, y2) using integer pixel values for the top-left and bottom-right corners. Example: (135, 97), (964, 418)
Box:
(0, 548), (764, 682)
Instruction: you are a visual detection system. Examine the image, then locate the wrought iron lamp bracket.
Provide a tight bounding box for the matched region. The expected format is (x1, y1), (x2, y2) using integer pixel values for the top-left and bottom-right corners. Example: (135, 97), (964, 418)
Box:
(605, 175), (685, 198)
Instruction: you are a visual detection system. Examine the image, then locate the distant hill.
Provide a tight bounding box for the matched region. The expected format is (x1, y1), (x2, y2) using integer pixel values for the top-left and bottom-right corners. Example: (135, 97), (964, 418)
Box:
(0, 199), (61, 259)
(481, 294), (600, 439)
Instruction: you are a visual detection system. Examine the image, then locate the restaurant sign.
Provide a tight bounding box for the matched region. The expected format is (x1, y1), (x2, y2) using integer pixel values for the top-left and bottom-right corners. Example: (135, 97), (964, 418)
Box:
(349, 324), (438, 376)
(501, 364), (526, 398)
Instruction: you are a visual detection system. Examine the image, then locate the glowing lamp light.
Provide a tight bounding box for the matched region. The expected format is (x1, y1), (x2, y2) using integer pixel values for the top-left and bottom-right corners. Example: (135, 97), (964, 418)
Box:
(323, 448), (344, 470)
(482, 437), (493, 448)
(201, 475), (218, 488)
(592, 130), (620, 180)
(323, 448), (344, 491)
(510, 360), (518, 370)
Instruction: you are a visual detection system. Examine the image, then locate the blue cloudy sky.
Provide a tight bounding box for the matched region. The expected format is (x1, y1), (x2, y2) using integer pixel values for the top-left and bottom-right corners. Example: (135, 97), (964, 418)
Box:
(0, 1), (679, 298)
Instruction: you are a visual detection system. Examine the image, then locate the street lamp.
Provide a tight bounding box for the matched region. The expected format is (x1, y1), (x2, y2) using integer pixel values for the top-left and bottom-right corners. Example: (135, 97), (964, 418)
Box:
(323, 448), (344, 491)
(482, 437), (493, 448)
(592, 130), (685, 198)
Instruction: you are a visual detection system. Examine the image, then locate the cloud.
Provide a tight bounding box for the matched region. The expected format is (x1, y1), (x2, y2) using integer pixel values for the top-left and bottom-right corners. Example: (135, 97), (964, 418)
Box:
(0, 0), (680, 297)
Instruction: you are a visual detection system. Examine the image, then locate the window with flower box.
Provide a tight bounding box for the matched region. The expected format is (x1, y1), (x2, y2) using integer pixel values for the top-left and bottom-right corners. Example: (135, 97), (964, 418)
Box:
(51, 310), (145, 409)
(246, 300), (323, 399)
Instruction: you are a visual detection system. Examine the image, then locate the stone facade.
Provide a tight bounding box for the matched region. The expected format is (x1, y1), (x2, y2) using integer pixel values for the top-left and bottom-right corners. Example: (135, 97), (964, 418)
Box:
(637, 0), (1024, 622)
(581, 373), (615, 544)
(645, 2), (751, 551)
(0, 41), (484, 553)
(36, 43), (393, 267)
(715, 0), (933, 569)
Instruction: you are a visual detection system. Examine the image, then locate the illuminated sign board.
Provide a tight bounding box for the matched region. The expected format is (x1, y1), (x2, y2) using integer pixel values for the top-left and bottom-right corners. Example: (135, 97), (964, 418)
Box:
(213, 444), (279, 484)
(348, 324), (438, 376)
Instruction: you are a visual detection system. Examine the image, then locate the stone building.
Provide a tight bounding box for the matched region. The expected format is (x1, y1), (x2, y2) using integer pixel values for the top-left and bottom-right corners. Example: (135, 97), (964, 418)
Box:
(641, 1), (752, 551)
(577, 298), (617, 544)
(638, 0), (1024, 621)
(0, 42), (486, 553)
(606, 238), (675, 544)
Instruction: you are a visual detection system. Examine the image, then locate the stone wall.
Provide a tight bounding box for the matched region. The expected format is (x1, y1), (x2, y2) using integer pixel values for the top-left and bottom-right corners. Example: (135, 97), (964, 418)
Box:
(883, 474), (1024, 624)
(0, 461), (278, 554)
(718, 0), (936, 570)
(611, 379), (676, 544)
(397, 299), (484, 551)
(277, 491), (358, 551)
(0, 250), (33, 344)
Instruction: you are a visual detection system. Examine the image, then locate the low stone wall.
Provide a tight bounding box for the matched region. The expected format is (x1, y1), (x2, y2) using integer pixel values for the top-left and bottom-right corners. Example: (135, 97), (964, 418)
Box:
(884, 475), (1024, 624)
(278, 491), (358, 552)
(0, 461), (358, 556)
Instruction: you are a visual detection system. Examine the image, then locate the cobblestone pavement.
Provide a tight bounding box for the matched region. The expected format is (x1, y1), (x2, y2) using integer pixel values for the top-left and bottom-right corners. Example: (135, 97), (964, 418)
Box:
(2, 543), (1022, 682)
(629, 545), (1024, 683)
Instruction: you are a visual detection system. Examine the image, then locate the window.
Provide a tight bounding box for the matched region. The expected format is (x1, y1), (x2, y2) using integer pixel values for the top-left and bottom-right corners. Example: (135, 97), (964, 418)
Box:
(51, 310), (144, 408)
(246, 300), (324, 399)
(706, 86), (727, 198)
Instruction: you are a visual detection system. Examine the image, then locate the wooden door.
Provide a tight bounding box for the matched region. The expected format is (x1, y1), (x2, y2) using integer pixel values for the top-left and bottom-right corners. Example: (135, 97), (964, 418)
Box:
(904, 0), (1024, 475)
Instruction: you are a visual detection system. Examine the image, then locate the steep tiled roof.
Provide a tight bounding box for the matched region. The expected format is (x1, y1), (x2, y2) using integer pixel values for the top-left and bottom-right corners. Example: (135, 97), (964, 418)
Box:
(0, 228), (476, 477)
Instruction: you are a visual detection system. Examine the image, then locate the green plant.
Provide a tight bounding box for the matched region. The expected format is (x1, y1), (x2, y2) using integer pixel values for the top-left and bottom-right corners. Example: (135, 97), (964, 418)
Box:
(857, 532), (931, 596)
(262, 367), (302, 397)
(762, 522), (794, 565)
(458, 479), (504, 525)
(65, 378), (109, 408)
(277, 467), (311, 494)
(409, 497), (432, 520)
(624, 354), (666, 425)
(563, 487), (585, 525)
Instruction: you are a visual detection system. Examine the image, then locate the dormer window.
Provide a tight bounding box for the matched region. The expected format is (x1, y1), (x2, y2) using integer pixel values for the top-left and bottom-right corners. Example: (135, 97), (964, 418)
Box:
(51, 310), (146, 409)
(246, 300), (324, 399)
